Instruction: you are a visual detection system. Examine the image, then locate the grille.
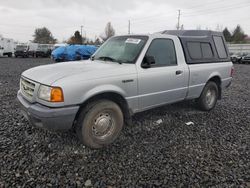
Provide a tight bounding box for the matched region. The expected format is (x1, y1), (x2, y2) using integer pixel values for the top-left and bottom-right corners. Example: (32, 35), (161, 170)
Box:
(20, 77), (36, 98)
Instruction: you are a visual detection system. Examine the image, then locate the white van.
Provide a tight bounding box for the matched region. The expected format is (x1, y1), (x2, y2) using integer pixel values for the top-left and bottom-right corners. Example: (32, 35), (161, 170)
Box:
(15, 42), (38, 58)
(0, 37), (15, 57)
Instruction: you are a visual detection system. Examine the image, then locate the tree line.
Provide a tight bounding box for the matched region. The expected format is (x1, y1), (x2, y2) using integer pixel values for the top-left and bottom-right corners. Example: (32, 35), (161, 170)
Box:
(32, 22), (115, 45)
(223, 25), (247, 43)
(32, 23), (249, 45)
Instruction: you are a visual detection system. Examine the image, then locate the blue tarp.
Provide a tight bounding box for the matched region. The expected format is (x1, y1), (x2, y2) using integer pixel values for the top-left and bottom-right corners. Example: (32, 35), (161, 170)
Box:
(51, 45), (97, 62)
(51, 46), (67, 61)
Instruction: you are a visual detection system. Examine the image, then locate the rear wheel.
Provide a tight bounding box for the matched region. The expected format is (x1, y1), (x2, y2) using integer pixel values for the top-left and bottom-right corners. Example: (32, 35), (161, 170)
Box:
(197, 81), (219, 111)
(76, 100), (124, 149)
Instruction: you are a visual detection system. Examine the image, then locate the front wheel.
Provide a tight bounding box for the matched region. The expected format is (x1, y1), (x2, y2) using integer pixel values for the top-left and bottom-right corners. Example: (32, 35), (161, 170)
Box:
(76, 100), (124, 149)
(197, 81), (219, 111)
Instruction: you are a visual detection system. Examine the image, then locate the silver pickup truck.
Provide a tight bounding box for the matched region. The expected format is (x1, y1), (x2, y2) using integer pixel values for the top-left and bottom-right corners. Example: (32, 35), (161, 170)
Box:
(17, 30), (233, 148)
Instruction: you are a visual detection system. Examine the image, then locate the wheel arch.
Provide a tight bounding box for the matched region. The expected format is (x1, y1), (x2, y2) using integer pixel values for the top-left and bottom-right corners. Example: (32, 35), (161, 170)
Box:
(73, 92), (132, 129)
(207, 75), (222, 99)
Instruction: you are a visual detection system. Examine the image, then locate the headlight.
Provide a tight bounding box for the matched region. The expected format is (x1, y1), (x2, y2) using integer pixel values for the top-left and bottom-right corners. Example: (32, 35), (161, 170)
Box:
(38, 85), (64, 102)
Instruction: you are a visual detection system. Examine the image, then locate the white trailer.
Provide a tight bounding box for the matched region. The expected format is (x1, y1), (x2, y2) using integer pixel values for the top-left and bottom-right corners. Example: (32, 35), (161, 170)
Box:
(0, 37), (15, 57)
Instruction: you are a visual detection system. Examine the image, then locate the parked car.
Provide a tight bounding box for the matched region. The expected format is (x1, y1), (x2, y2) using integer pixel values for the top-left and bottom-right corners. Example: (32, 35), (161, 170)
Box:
(35, 44), (53, 58)
(17, 30), (233, 148)
(230, 53), (242, 63)
(15, 44), (28, 57)
(241, 54), (250, 64)
(0, 37), (15, 57)
(15, 43), (38, 58)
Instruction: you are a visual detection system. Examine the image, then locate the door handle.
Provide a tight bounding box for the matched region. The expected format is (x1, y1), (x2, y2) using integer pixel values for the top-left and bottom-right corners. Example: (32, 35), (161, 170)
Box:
(176, 70), (183, 75)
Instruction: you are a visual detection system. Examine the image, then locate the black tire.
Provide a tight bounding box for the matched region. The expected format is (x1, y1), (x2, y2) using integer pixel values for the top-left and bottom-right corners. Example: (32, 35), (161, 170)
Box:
(76, 100), (124, 149)
(8, 53), (12, 57)
(197, 81), (219, 111)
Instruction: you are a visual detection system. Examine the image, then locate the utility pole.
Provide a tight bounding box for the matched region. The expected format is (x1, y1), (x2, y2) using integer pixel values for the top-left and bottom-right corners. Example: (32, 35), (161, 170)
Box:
(80, 25), (83, 44)
(128, 20), (131, 34)
(177, 10), (181, 30)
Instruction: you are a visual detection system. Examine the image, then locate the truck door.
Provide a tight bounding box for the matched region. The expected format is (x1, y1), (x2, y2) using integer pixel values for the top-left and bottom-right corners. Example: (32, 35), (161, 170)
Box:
(137, 38), (189, 110)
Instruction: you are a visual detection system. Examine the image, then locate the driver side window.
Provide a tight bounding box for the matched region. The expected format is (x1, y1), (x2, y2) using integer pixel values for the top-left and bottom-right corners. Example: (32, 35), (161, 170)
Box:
(146, 39), (177, 67)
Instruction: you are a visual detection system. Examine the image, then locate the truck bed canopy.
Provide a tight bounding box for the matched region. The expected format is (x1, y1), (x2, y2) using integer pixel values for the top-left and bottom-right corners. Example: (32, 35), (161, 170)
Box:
(162, 30), (230, 64)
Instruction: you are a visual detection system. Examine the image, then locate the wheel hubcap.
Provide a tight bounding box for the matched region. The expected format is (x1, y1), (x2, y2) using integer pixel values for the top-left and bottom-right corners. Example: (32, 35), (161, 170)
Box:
(92, 112), (114, 139)
(206, 89), (216, 107)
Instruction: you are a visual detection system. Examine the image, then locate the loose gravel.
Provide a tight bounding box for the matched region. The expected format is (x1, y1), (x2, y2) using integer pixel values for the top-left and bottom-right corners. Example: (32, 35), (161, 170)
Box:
(0, 58), (249, 187)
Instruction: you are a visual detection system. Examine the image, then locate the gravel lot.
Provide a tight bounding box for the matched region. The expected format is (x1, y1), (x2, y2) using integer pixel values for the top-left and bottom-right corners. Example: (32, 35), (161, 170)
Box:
(0, 58), (249, 187)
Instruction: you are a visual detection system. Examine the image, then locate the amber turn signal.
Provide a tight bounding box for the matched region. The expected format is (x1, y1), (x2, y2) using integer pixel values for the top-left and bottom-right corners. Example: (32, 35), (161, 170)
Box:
(50, 87), (64, 102)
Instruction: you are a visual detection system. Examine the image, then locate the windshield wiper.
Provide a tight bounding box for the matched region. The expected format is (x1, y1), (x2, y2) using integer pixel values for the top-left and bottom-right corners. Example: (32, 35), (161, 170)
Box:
(97, 56), (116, 61)
(96, 56), (122, 64)
(119, 60), (133, 64)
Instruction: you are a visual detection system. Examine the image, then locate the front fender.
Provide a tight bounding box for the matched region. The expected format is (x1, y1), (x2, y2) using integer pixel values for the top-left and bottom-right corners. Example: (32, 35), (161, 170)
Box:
(80, 84), (127, 104)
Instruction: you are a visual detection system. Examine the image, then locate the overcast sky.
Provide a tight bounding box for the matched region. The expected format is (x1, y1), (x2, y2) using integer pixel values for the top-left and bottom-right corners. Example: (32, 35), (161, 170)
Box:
(0, 0), (250, 42)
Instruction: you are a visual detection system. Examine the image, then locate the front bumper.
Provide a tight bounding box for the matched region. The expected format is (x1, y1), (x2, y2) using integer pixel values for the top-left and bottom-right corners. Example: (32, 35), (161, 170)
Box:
(17, 91), (79, 131)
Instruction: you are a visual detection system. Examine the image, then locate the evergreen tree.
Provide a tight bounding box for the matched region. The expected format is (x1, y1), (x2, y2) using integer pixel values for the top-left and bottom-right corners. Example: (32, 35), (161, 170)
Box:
(68, 31), (83, 44)
(223, 27), (232, 42)
(232, 25), (246, 43)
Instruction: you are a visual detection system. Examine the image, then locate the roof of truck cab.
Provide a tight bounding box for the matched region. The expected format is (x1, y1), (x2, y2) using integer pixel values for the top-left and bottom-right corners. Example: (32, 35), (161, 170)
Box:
(118, 30), (223, 38)
(161, 30), (223, 37)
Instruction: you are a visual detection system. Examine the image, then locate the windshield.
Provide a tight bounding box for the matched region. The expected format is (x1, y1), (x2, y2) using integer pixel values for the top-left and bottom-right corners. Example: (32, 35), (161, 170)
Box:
(16, 45), (27, 51)
(94, 36), (148, 64)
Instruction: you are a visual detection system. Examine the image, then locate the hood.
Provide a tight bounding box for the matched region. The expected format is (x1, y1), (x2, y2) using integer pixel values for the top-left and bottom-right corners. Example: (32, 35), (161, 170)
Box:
(22, 60), (136, 85)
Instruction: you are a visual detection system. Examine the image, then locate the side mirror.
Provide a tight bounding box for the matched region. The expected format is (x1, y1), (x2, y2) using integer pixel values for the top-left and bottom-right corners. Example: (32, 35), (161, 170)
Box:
(141, 55), (155, 68)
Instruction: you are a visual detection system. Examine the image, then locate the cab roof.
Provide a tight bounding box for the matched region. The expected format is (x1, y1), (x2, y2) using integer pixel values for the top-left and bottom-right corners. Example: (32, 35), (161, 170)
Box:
(161, 30), (223, 37)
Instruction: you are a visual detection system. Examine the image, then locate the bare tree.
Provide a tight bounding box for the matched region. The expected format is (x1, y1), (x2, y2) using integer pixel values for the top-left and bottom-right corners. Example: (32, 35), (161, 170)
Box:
(196, 25), (202, 30)
(100, 22), (115, 41)
(215, 24), (223, 32)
